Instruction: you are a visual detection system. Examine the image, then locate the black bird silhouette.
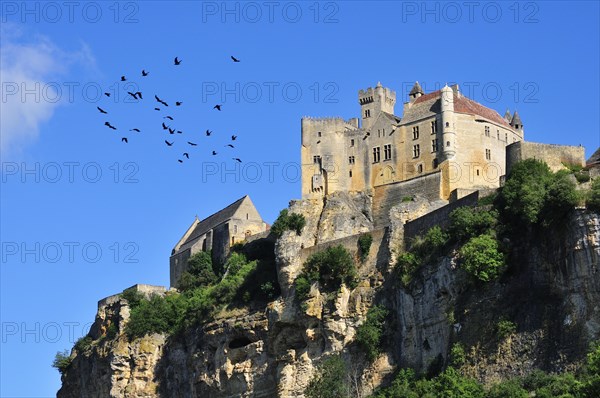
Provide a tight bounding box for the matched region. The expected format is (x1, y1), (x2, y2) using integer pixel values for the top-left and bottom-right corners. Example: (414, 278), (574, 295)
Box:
(165, 140), (173, 146)
(183, 153), (189, 159)
(233, 158), (242, 163)
(129, 128), (141, 132)
(169, 128), (175, 134)
(155, 95), (168, 107)
(176, 101), (182, 106)
(226, 144), (235, 148)
(176, 130), (183, 134)
(178, 159), (183, 163)
(213, 104), (222, 111)
(154, 107), (161, 111)
(231, 135), (237, 140)
(127, 91), (139, 100)
(212, 151), (217, 155)
(142, 69), (149, 76)
(206, 130), (212, 136)
(135, 91), (143, 99)
(231, 56), (240, 62)
(97, 106), (108, 114)
(174, 57), (181, 65)
(187, 141), (197, 146)
(164, 116), (174, 120)
(162, 122), (168, 130)
(121, 76), (126, 81)
(104, 92), (111, 97)
(105, 121), (117, 130)
(121, 137), (128, 143)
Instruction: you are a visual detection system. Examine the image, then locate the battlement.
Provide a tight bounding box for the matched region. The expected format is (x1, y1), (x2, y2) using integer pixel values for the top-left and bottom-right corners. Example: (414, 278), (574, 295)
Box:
(301, 116), (359, 132)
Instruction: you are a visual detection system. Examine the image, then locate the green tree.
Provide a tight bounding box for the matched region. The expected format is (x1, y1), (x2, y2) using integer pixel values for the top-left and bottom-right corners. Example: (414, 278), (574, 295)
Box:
(272, 209), (306, 237)
(459, 235), (505, 282)
(358, 233), (374, 262)
(449, 207), (498, 242)
(588, 178), (600, 212)
(304, 245), (357, 291)
(52, 350), (72, 375)
(544, 171), (580, 221)
(305, 355), (349, 398)
(179, 251), (218, 291)
(500, 159), (553, 224)
(356, 305), (388, 362)
(487, 379), (528, 398)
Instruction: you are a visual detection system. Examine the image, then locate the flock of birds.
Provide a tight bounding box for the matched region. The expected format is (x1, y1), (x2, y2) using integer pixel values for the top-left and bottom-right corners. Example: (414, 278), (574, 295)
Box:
(96, 56), (243, 164)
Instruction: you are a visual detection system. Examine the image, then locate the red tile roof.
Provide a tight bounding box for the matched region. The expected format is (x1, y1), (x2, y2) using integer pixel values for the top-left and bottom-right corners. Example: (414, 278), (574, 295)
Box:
(413, 89), (512, 128)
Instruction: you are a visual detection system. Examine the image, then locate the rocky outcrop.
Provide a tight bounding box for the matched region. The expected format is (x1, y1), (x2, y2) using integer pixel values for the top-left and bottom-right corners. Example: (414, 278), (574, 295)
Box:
(58, 203), (600, 397)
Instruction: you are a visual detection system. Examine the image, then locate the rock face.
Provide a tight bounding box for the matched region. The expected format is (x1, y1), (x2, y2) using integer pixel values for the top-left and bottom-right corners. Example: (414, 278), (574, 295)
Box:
(58, 204), (600, 397)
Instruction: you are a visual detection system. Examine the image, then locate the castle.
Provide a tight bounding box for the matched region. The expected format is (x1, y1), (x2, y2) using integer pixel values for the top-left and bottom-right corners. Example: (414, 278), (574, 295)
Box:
(301, 82), (582, 201)
(168, 82), (587, 287)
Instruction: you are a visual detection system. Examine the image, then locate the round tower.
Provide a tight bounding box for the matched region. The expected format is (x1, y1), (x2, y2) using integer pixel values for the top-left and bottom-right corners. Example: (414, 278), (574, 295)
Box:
(441, 85), (456, 160)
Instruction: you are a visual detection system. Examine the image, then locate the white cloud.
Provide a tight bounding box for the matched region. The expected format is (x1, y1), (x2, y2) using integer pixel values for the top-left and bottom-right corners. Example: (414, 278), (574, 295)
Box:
(0, 24), (96, 156)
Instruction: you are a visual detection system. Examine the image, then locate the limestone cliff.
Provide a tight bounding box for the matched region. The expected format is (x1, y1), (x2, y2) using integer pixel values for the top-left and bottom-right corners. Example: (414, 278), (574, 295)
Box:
(57, 193), (600, 397)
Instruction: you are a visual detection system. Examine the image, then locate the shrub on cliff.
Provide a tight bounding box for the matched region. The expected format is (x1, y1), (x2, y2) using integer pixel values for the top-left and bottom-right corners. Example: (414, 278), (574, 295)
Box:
(178, 251), (218, 291)
(271, 209), (306, 237)
(449, 207), (498, 242)
(459, 234), (505, 282)
(52, 350), (72, 375)
(587, 178), (600, 212)
(305, 354), (350, 398)
(356, 305), (388, 362)
(358, 233), (373, 262)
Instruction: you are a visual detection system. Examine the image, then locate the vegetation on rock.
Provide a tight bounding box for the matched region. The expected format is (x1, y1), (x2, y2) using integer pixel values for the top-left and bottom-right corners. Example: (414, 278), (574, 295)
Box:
(358, 233), (373, 262)
(271, 209), (306, 237)
(356, 305), (388, 362)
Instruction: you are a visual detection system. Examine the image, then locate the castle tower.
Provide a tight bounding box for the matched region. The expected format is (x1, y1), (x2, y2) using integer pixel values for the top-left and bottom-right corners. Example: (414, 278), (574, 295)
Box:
(408, 81), (424, 103)
(440, 84), (456, 160)
(510, 111), (524, 133)
(358, 82), (396, 130)
(503, 109), (512, 123)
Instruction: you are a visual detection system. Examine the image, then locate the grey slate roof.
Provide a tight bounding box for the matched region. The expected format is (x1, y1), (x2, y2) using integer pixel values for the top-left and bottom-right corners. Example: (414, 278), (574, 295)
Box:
(504, 109), (512, 121)
(178, 195), (248, 250)
(510, 111), (522, 126)
(587, 147), (600, 165)
(409, 81), (423, 96)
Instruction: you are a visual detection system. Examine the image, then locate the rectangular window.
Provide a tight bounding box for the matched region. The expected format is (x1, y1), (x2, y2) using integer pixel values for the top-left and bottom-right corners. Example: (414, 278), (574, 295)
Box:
(497, 130), (500, 139)
(413, 144), (420, 158)
(365, 109), (371, 118)
(234, 225), (238, 233)
(505, 133), (507, 142)
(431, 139), (438, 152)
(413, 126), (419, 140)
(350, 139), (355, 147)
(348, 156), (355, 164)
(373, 147), (381, 163)
(318, 131), (322, 137)
(349, 170), (353, 177)
(313, 155), (321, 164)
(384, 144), (392, 160)
(485, 126), (490, 137)
(485, 149), (491, 160)
(431, 120), (438, 134)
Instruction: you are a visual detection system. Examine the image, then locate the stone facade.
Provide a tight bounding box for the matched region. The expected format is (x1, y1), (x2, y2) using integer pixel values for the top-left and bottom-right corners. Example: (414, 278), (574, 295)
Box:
(302, 82), (525, 201)
(169, 196), (268, 288)
(506, 141), (586, 174)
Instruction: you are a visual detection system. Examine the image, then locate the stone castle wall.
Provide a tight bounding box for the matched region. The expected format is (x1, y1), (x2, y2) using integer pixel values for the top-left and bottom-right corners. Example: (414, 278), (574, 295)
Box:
(506, 141), (585, 174)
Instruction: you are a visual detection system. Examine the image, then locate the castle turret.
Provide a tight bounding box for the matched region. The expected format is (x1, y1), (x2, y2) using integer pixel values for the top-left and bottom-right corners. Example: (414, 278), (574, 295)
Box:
(441, 84), (456, 160)
(358, 82), (396, 130)
(504, 109), (512, 123)
(510, 110), (523, 132)
(408, 81), (424, 103)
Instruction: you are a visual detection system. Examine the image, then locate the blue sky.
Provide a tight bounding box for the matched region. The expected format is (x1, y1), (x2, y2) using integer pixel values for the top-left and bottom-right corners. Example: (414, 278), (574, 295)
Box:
(1, 1), (599, 396)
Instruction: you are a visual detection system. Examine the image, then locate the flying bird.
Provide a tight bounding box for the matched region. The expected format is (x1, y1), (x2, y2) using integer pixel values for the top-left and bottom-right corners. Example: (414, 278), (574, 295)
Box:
(155, 95), (168, 107)
(175, 101), (182, 106)
(162, 122), (168, 130)
(183, 152), (189, 159)
(187, 141), (197, 146)
(212, 151), (218, 155)
(226, 144), (234, 148)
(164, 116), (174, 120)
(178, 159), (183, 163)
(142, 69), (149, 76)
(154, 107), (161, 111)
(165, 140), (173, 146)
(104, 92), (111, 97)
(176, 130), (183, 134)
(231, 135), (237, 140)
(121, 137), (128, 143)
(135, 91), (143, 99)
(174, 57), (181, 65)
(231, 56), (240, 62)
(169, 128), (175, 134)
(127, 91), (139, 100)
(206, 130), (212, 136)
(121, 76), (126, 81)
(129, 128), (141, 132)
(233, 158), (242, 163)
(213, 104), (222, 111)
(105, 122), (117, 130)
(97, 106), (108, 114)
